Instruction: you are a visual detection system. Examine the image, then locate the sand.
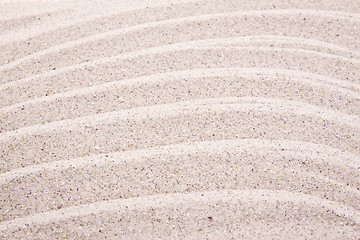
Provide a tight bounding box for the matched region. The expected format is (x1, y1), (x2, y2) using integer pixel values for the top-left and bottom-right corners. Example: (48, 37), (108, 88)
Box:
(0, 0), (359, 238)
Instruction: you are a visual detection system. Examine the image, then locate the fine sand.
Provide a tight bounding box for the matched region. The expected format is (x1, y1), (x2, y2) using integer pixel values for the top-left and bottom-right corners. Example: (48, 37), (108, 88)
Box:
(1, 0), (360, 239)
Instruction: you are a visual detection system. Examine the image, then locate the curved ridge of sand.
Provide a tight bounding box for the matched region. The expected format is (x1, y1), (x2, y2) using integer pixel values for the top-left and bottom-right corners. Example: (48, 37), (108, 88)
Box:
(2, 67), (360, 132)
(1, 0), (359, 238)
(1, 8), (360, 83)
(1, 44), (360, 108)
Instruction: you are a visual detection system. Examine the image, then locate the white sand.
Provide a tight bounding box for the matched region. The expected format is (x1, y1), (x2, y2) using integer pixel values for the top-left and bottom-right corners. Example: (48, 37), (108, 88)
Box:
(1, 0), (360, 238)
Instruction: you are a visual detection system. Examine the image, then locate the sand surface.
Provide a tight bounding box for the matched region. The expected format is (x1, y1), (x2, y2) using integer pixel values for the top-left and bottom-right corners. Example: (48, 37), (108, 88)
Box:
(1, 0), (360, 239)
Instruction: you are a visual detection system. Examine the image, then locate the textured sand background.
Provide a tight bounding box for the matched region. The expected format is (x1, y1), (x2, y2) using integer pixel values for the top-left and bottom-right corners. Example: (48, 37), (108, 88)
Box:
(1, 0), (360, 238)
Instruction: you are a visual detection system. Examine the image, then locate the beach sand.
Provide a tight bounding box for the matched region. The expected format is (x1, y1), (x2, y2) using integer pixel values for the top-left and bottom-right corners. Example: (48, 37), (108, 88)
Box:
(1, 0), (359, 238)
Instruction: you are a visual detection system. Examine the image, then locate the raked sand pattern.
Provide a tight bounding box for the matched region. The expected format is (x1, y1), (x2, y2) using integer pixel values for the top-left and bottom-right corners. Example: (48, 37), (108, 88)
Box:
(1, 0), (360, 238)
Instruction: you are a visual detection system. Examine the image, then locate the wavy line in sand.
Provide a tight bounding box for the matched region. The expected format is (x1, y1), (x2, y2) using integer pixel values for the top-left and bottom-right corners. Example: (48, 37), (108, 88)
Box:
(1, 189), (359, 230)
(1, 138), (359, 184)
(1, 67), (360, 132)
(1, 97), (359, 138)
(1, 45), (359, 109)
(2, 35), (360, 93)
(1, 97), (359, 174)
(1, 9), (359, 75)
(2, 67), (359, 110)
(2, 0), (359, 46)
(1, 137), (359, 222)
